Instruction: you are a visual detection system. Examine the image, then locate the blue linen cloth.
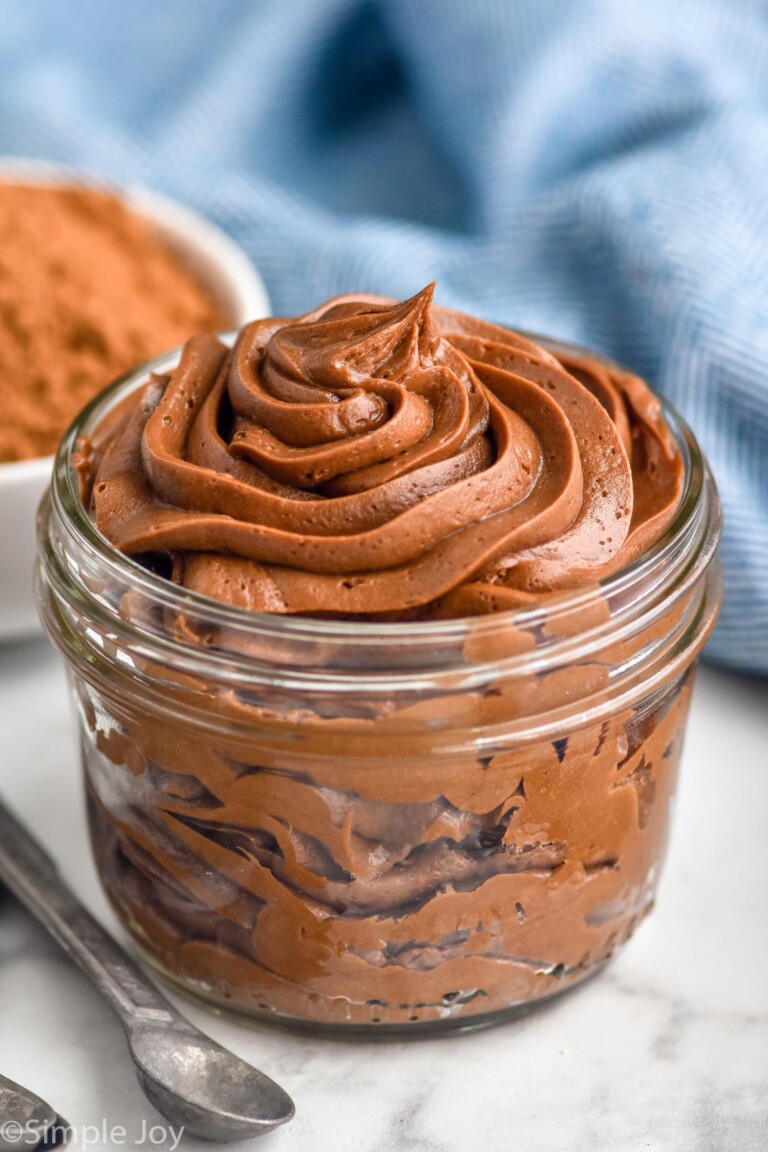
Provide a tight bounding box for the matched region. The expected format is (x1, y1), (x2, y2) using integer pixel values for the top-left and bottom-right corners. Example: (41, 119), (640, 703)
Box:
(0, 0), (766, 672)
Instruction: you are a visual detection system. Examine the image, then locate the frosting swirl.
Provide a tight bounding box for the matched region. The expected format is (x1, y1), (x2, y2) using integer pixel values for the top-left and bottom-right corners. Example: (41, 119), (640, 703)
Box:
(88, 285), (683, 618)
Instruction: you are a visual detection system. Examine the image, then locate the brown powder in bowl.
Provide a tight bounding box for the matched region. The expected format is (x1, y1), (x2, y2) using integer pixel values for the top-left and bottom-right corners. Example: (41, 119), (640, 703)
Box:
(0, 181), (229, 462)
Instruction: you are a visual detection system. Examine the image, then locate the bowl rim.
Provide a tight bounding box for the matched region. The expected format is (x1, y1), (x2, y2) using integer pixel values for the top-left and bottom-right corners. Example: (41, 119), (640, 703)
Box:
(0, 454), (53, 481)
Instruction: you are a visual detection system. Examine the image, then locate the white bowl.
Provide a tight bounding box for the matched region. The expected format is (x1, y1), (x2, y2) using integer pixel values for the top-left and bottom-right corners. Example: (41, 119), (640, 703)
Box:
(0, 160), (270, 642)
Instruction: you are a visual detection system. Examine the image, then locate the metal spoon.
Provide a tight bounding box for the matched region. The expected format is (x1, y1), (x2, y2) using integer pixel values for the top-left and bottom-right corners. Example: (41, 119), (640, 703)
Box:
(0, 799), (294, 1142)
(0, 1074), (65, 1150)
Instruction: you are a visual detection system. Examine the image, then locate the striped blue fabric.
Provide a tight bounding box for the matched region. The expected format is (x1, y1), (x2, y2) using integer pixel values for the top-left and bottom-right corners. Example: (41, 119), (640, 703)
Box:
(1, 1), (766, 672)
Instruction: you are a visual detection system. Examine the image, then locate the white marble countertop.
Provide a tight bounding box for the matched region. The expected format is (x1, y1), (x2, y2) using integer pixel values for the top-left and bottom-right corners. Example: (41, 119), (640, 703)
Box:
(0, 639), (766, 1152)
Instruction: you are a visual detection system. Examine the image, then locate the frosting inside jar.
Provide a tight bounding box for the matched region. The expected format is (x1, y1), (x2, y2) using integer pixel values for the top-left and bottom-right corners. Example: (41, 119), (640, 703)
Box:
(68, 286), (701, 1030)
(85, 284), (683, 619)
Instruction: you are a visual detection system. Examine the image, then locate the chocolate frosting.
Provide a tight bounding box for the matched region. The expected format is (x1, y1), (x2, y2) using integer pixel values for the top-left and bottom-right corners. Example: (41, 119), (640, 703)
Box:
(82, 671), (694, 1026)
(88, 285), (682, 619)
(71, 287), (699, 1028)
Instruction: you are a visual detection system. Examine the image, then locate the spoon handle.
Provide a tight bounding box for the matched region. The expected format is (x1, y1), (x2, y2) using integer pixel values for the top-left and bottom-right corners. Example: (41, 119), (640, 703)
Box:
(0, 798), (187, 1030)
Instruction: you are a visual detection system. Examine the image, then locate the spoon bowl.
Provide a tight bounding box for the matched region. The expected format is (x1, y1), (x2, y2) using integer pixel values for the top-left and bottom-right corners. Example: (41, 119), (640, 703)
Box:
(129, 1025), (295, 1142)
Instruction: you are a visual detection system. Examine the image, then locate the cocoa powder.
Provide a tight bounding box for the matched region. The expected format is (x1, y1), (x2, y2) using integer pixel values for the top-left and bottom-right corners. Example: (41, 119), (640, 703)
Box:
(0, 181), (228, 462)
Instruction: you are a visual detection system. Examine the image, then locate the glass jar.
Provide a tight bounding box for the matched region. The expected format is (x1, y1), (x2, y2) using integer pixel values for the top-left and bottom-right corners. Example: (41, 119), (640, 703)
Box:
(36, 340), (722, 1034)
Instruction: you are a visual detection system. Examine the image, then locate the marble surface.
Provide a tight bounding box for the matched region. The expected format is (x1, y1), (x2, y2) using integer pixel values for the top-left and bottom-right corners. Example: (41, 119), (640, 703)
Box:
(0, 639), (766, 1152)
